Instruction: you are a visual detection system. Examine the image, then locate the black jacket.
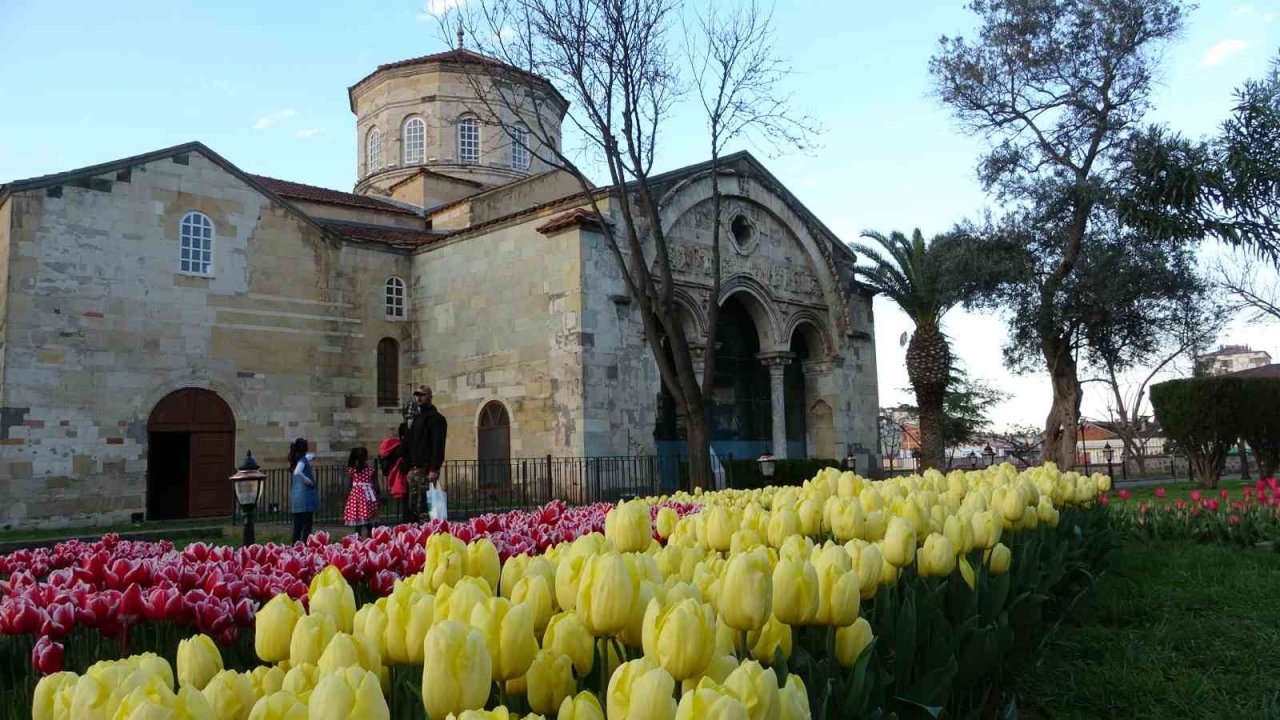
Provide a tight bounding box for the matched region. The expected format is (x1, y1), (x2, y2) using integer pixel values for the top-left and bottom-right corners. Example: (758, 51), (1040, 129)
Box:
(409, 404), (448, 474)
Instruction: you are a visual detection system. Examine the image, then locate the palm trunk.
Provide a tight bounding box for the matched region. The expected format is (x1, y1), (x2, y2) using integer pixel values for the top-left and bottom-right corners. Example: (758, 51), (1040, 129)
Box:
(916, 387), (946, 471)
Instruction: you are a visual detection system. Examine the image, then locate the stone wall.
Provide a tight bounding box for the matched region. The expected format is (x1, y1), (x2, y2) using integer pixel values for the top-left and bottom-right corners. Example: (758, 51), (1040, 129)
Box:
(410, 210), (587, 461)
(0, 151), (411, 529)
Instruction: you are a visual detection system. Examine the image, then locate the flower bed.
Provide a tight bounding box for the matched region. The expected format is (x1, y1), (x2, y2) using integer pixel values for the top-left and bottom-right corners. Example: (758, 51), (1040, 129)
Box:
(1111, 478), (1280, 547)
(14, 465), (1109, 719)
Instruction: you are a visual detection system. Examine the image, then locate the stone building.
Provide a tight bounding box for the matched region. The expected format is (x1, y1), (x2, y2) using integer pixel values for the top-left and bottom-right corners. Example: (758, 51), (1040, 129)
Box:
(0, 48), (879, 528)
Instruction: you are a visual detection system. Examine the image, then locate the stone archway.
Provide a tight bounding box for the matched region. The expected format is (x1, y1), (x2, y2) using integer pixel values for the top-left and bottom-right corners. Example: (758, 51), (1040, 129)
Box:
(147, 388), (235, 519)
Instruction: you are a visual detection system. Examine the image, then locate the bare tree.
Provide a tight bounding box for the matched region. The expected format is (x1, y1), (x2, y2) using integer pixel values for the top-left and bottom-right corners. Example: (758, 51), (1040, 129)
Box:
(443, 0), (815, 487)
(995, 424), (1044, 468)
(1216, 256), (1280, 324)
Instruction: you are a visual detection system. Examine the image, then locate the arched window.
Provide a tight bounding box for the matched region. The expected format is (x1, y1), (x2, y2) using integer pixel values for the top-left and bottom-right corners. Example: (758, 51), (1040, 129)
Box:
(367, 128), (382, 174)
(403, 117), (425, 165)
(510, 123), (530, 170)
(385, 277), (406, 320)
(477, 401), (511, 487)
(179, 211), (214, 276)
(457, 116), (480, 165)
(376, 338), (399, 408)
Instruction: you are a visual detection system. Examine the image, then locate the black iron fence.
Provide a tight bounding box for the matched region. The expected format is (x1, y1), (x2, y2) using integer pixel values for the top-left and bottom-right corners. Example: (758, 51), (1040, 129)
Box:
(238, 455), (661, 526)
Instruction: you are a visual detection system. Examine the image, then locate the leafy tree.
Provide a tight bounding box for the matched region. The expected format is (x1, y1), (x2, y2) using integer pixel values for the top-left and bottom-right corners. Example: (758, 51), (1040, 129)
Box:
(853, 229), (967, 469)
(931, 0), (1185, 467)
(1150, 377), (1246, 488)
(941, 368), (1004, 450)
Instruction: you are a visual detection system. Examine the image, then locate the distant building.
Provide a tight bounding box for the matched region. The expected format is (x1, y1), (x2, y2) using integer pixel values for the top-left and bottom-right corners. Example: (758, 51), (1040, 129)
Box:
(1197, 345), (1272, 376)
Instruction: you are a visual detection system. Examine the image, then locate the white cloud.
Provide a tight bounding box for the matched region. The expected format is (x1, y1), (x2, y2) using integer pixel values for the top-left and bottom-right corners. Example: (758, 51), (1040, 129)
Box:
(1266, 12), (1278, 23)
(253, 109), (296, 130)
(417, 0), (463, 21)
(1230, 5), (1254, 17)
(1202, 39), (1250, 67)
(294, 128), (323, 139)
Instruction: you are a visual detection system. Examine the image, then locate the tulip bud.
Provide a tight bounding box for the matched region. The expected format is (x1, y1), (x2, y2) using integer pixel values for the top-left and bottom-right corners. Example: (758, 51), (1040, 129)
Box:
(970, 510), (1002, 550)
(619, 579), (657, 649)
(835, 617), (873, 669)
(720, 550), (773, 632)
(317, 632), (381, 677)
(607, 658), (677, 720)
(797, 498), (824, 537)
(309, 566), (357, 634)
(675, 677), (749, 720)
(641, 596), (715, 681)
(958, 555), (976, 590)
(177, 634), (223, 691)
(470, 597), (538, 682)
(309, 666), (388, 720)
(705, 506), (736, 552)
(289, 613), (337, 667)
(999, 486), (1027, 523)
(576, 552), (638, 637)
(554, 552), (590, 613)
(510, 574), (554, 634)
(247, 690), (308, 720)
(248, 665), (287, 698)
(353, 601), (389, 662)
(916, 533), (957, 578)
(766, 506), (801, 549)
(779, 674), (810, 720)
(812, 547), (859, 627)
(424, 533), (469, 592)
(771, 558), (819, 626)
(985, 543), (1012, 575)
(830, 497), (866, 543)
(466, 539), (502, 594)
(32, 671), (77, 720)
(421, 620), (492, 720)
(882, 517), (916, 568)
(656, 507), (679, 540)
(748, 614), (792, 664)
(558, 691), (605, 720)
(435, 577), (492, 625)
(525, 650), (576, 714)
(606, 499), (654, 553)
(543, 611), (593, 677)
(202, 669), (259, 720)
(724, 661), (780, 720)
(852, 543), (882, 599)
(256, 594), (304, 663)
(382, 584), (432, 665)
(281, 663), (318, 698)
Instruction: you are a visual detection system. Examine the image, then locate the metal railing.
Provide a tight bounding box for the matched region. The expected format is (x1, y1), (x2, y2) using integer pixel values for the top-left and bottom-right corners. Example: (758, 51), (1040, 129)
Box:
(238, 455), (660, 526)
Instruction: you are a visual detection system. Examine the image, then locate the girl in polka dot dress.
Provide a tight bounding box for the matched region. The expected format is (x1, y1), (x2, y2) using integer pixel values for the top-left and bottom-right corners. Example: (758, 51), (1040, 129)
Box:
(342, 447), (378, 537)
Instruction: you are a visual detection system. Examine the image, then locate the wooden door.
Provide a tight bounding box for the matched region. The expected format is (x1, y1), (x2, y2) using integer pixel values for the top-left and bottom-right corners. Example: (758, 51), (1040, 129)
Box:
(478, 402), (511, 488)
(189, 432), (234, 516)
(148, 388), (236, 518)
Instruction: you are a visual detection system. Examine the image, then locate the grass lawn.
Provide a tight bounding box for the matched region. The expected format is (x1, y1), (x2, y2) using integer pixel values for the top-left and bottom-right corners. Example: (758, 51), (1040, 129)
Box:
(1118, 479), (1251, 504)
(1017, 539), (1280, 719)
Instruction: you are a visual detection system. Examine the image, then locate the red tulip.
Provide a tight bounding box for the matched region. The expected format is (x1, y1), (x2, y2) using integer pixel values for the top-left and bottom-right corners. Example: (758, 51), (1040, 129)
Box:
(1155, 487), (1166, 499)
(1118, 489), (1131, 501)
(120, 583), (147, 622)
(31, 636), (63, 675)
(1191, 489), (1202, 502)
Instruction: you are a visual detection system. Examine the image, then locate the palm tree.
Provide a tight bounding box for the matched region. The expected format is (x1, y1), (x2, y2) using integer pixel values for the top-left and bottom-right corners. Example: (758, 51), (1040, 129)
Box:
(852, 229), (964, 471)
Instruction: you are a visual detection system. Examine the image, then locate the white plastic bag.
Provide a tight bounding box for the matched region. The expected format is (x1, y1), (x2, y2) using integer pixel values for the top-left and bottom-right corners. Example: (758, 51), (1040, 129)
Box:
(427, 483), (449, 522)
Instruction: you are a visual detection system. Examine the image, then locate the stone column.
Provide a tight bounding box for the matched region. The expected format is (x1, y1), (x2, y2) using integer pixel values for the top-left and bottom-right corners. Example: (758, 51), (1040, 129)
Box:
(758, 353), (795, 459)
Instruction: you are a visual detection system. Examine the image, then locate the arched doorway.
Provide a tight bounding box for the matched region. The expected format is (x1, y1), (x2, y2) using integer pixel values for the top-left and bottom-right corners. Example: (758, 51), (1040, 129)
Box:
(709, 295), (772, 457)
(477, 401), (511, 488)
(147, 388), (235, 519)
(785, 330), (810, 458)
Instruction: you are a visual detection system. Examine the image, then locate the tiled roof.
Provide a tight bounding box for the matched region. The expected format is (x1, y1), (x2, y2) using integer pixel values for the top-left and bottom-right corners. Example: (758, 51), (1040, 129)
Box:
(1230, 364), (1280, 379)
(536, 208), (606, 235)
(318, 220), (449, 250)
(347, 49), (568, 110)
(249, 175), (421, 216)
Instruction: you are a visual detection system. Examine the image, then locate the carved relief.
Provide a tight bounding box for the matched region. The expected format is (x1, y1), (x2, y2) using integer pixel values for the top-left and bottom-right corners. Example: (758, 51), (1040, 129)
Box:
(664, 243), (822, 300)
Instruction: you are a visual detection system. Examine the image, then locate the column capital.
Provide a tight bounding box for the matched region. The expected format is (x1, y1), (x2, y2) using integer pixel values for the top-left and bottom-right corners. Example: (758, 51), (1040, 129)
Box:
(756, 351), (796, 370)
(802, 355), (844, 375)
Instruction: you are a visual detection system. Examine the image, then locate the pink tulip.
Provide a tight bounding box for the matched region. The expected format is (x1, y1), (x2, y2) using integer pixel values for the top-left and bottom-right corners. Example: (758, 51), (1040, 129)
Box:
(31, 636), (63, 675)
(1191, 489), (1202, 502)
(1118, 489), (1131, 501)
(1155, 488), (1166, 498)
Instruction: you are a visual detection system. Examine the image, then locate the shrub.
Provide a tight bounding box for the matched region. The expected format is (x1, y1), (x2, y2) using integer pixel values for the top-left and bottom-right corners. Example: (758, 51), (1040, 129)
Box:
(722, 458), (841, 489)
(1152, 376), (1280, 487)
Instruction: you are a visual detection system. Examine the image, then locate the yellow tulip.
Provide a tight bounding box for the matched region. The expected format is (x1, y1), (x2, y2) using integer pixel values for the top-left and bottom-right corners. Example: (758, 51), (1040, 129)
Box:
(863, 509), (888, 542)
(916, 533), (957, 578)
(606, 499), (653, 553)
(116, 683), (214, 720)
(1037, 497), (1060, 527)
(317, 632), (381, 676)
(771, 558), (819, 625)
(201, 669), (259, 720)
(675, 677), (749, 720)
(720, 549), (773, 632)
(705, 506), (736, 552)
(247, 665), (287, 698)
(247, 690), (308, 720)
(829, 497), (866, 542)
(778, 535), (815, 562)
(730, 528), (765, 554)
(289, 613), (337, 667)
(436, 577), (493, 625)
(576, 552), (638, 637)
(511, 574), (554, 633)
(943, 515), (974, 555)
(747, 614), (792, 664)
(424, 533), (470, 591)
(468, 538), (502, 594)
(525, 650), (576, 714)
(383, 584), (434, 665)
(309, 566), (357, 634)
(32, 671), (77, 720)
(353, 601), (389, 661)
(554, 552), (590, 613)
(308, 666), (388, 720)
(542, 611), (594, 676)
(723, 661), (780, 720)
(619, 579), (657, 649)
(606, 658), (677, 720)
(641, 596), (716, 680)
(812, 551), (859, 627)
(835, 617), (874, 669)
(256, 594), (304, 663)
(656, 507), (679, 540)
(778, 675), (809, 720)
(470, 597), (539, 681)
(281, 663), (318, 699)
(797, 498), (824, 537)
(882, 517), (916, 568)
(878, 553), (899, 586)
(421, 620), (492, 720)
(958, 555), (976, 590)
(558, 692), (605, 720)
(985, 543), (1012, 575)
(970, 510), (1003, 550)
(851, 543), (882, 599)
(177, 634), (223, 691)
(766, 506), (801, 549)
(999, 486), (1027, 523)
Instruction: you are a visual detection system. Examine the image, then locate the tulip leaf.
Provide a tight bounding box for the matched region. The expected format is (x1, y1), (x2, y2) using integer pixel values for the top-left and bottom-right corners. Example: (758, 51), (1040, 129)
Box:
(894, 587), (918, 688)
(773, 646), (789, 686)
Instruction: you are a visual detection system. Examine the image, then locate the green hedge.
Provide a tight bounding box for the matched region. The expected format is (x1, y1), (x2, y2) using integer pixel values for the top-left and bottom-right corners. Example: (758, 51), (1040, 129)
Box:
(1150, 376), (1280, 486)
(722, 458), (842, 489)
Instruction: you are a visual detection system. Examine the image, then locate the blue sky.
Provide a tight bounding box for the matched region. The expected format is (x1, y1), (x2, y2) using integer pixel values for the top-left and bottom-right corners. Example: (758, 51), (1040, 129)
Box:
(1, 0), (1277, 428)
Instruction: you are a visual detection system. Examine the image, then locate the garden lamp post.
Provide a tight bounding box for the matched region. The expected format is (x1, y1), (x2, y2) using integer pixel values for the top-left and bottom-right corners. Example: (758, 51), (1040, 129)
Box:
(230, 451), (266, 547)
(968, 450), (977, 469)
(758, 454), (776, 481)
(1103, 442), (1115, 483)
(844, 450), (858, 474)
(983, 443), (996, 467)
